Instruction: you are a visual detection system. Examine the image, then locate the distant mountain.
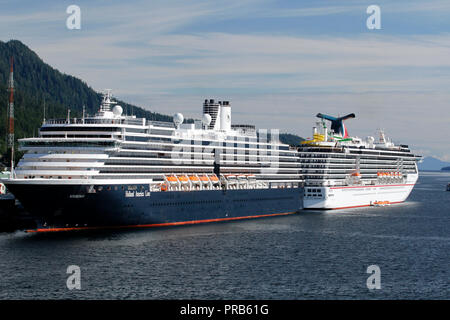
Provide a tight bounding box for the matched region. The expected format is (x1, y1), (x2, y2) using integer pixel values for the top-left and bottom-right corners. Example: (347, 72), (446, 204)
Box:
(442, 166), (450, 171)
(418, 156), (450, 171)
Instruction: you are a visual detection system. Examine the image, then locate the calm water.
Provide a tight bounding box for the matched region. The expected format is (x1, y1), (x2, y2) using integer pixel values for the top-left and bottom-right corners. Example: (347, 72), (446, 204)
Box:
(0, 172), (449, 299)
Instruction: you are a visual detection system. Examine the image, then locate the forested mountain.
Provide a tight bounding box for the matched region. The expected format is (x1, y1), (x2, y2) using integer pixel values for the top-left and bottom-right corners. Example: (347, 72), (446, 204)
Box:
(0, 40), (174, 161)
(0, 40), (303, 165)
(279, 133), (305, 147)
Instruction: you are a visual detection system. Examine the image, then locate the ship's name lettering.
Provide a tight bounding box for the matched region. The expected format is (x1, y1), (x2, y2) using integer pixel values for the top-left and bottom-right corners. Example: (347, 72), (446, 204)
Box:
(69, 194), (85, 199)
(125, 191), (150, 197)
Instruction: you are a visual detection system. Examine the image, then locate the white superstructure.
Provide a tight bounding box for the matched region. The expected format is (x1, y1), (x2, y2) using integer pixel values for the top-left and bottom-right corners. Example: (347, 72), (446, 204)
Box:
(9, 91), (302, 192)
(298, 113), (420, 209)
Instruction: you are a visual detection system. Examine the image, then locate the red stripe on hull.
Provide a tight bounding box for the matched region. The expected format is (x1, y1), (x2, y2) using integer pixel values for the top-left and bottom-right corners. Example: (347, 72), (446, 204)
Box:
(27, 211), (297, 233)
(330, 201), (404, 210)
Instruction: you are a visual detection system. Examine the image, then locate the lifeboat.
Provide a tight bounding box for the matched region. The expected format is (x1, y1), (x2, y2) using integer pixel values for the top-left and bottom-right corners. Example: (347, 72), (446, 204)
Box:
(237, 175), (247, 182)
(178, 175), (189, 184)
(225, 175), (237, 184)
(209, 174), (220, 183)
(351, 172), (361, 177)
(372, 200), (390, 207)
(199, 175), (210, 183)
(166, 175), (178, 184)
(237, 175), (247, 186)
(189, 175), (200, 184)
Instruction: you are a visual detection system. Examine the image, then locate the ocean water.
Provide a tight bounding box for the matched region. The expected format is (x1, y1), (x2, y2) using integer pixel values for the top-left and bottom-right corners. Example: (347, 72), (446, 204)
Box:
(0, 172), (448, 299)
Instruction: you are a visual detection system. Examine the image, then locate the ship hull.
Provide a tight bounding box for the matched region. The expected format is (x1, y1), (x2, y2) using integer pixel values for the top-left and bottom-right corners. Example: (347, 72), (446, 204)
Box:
(303, 174), (418, 209)
(5, 181), (302, 231)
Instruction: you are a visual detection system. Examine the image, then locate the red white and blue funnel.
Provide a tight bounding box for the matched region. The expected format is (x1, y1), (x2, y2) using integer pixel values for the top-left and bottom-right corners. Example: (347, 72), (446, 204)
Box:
(316, 113), (355, 138)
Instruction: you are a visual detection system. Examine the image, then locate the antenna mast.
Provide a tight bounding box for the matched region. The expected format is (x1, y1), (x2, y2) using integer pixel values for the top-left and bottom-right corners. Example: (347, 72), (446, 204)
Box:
(43, 98), (46, 124)
(7, 57), (15, 178)
(82, 105), (85, 124)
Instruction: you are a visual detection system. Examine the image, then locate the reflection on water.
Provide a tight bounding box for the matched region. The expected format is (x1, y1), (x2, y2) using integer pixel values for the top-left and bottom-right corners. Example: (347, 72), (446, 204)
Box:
(0, 173), (449, 299)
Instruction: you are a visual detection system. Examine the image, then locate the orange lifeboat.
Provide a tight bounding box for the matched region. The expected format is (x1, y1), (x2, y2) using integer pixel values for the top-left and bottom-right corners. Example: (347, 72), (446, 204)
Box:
(178, 175), (189, 183)
(209, 175), (219, 182)
(199, 175), (210, 182)
(166, 175), (178, 184)
(372, 200), (391, 206)
(189, 175), (200, 183)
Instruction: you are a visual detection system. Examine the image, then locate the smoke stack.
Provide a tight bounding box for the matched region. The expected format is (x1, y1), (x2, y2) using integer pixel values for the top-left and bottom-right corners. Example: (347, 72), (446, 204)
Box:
(220, 101), (231, 131)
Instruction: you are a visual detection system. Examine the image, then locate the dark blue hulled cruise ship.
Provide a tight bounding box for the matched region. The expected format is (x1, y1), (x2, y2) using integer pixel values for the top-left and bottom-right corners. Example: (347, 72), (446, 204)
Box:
(2, 91), (303, 232)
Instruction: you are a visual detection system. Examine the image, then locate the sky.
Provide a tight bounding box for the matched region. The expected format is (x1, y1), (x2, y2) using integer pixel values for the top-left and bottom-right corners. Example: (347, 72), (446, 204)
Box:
(1, 0), (450, 160)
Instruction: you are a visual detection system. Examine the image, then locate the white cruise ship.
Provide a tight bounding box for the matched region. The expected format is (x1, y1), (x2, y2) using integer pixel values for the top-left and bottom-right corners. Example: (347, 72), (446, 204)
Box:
(298, 113), (420, 209)
(3, 91), (303, 231)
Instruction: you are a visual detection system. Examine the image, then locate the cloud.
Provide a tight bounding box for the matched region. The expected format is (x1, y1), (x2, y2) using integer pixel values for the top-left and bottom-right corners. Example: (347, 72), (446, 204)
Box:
(30, 32), (450, 96)
(1, 0), (449, 159)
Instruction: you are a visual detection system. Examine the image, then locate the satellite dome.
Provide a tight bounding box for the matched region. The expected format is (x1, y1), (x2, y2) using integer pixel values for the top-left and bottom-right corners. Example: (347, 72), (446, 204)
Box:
(202, 113), (212, 126)
(112, 105), (123, 116)
(173, 113), (184, 127)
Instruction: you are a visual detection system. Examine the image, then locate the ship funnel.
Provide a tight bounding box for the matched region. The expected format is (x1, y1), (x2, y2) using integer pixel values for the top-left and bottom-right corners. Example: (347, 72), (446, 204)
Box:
(220, 100), (231, 131)
(203, 99), (221, 130)
(316, 113), (355, 138)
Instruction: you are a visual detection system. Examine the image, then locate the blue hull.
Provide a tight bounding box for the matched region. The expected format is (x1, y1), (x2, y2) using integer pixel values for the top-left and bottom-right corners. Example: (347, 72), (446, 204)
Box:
(5, 183), (302, 231)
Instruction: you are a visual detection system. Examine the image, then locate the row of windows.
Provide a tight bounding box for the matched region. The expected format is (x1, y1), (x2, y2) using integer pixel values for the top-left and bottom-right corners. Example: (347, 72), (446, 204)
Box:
(40, 126), (121, 132)
(41, 135), (116, 139)
(20, 141), (116, 148)
(306, 188), (322, 193)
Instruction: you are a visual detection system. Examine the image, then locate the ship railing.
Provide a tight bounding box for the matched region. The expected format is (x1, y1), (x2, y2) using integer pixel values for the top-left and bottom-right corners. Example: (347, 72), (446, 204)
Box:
(148, 120), (175, 128)
(160, 173), (220, 192)
(45, 118), (147, 126)
(154, 173), (286, 192)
